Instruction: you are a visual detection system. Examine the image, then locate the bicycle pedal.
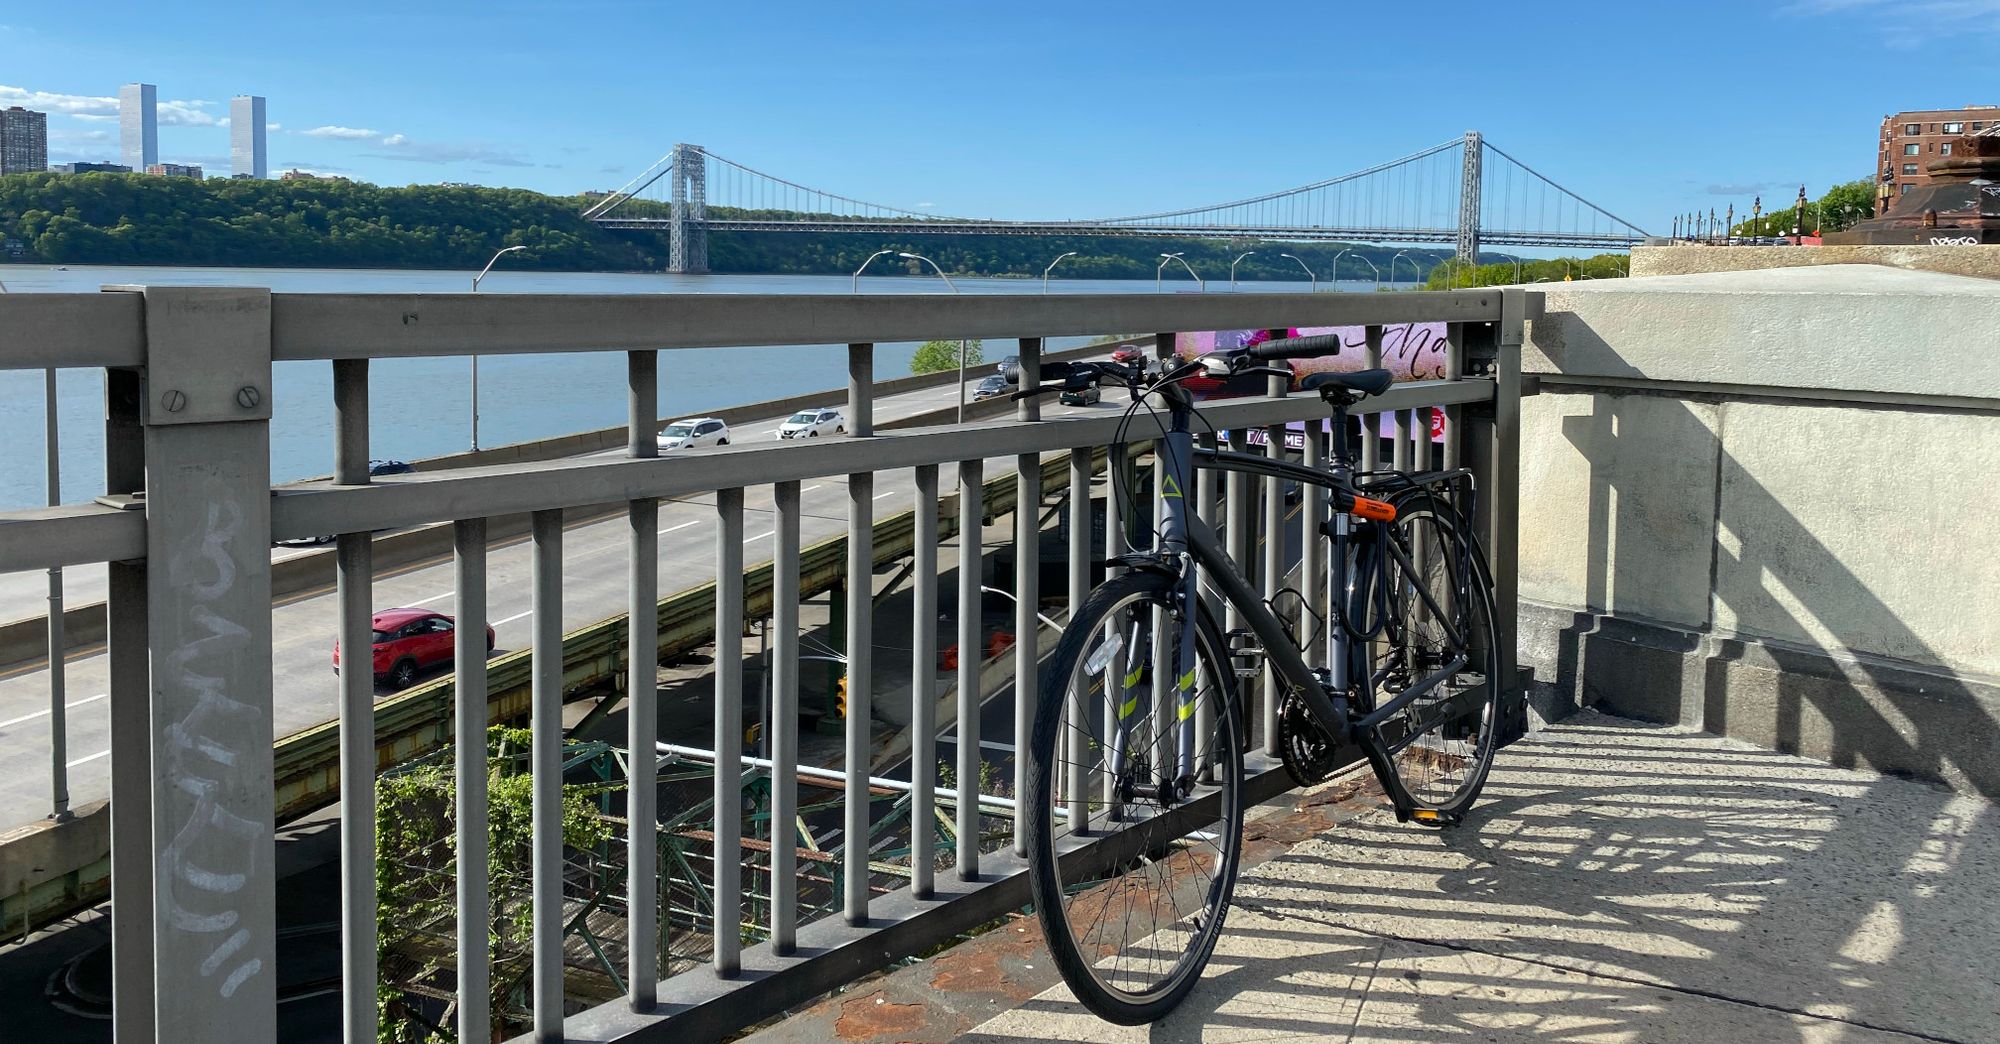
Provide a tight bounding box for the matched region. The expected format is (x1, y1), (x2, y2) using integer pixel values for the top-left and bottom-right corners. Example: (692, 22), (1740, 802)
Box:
(1407, 808), (1463, 828)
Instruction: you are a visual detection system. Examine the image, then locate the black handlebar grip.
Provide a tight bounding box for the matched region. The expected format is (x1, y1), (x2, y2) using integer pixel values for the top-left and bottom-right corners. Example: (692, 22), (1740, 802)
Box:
(1245, 333), (1344, 361)
(1038, 360), (1078, 383)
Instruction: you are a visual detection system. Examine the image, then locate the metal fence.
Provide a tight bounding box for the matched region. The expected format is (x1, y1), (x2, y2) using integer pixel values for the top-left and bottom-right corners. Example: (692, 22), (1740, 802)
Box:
(0, 286), (1529, 1043)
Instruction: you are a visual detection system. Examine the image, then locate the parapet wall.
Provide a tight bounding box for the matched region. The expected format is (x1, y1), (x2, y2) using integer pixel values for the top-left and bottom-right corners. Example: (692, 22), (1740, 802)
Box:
(1632, 242), (2000, 281)
(1517, 264), (2000, 795)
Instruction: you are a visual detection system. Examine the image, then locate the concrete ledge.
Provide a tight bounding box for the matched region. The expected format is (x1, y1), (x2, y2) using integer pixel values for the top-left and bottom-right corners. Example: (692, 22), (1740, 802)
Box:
(1518, 598), (2000, 798)
(1632, 242), (2000, 281)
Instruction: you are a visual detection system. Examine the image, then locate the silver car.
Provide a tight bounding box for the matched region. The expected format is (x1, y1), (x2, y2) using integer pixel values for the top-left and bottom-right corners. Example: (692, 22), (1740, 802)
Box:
(658, 417), (731, 450)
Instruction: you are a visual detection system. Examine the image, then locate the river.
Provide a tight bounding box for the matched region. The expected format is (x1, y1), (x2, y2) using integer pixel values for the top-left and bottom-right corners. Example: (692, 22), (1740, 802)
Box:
(0, 266), (1394, 510)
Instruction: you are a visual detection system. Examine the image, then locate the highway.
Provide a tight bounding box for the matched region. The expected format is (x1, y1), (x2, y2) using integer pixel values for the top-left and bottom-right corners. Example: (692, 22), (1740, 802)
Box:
(0, 365), (1111, 831)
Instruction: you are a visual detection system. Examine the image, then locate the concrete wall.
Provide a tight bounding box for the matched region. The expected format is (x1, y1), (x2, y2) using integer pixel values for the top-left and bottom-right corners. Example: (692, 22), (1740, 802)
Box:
(1633, 242), (2000, 281)
(1517, 265), (2000, 796)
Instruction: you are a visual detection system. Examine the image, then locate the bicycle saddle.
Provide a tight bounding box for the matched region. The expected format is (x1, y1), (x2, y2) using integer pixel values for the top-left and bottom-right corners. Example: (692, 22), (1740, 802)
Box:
(1302, 368), (1394, 398)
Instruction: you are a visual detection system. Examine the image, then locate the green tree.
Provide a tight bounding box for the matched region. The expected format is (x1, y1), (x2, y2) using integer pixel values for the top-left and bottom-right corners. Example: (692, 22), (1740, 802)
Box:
(910, 338), (983, 375)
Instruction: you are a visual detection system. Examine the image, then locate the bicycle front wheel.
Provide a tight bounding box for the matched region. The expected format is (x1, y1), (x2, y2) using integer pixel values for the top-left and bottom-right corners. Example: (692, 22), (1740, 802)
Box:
(1024, 569), (1243, 1025)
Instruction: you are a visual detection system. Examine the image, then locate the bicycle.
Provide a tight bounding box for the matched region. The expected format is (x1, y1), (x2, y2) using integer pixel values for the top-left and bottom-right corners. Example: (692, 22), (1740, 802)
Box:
(1017, 334), (1502, 1024)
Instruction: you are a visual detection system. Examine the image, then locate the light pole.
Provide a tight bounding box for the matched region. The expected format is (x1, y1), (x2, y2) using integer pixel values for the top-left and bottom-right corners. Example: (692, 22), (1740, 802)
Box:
(900, 252), (968, 420)
(1390, 250), (1416, 289)
(1041, 251), (1077, 294)
(469, 245), (528, 452)
(1278, 252), (1316, 293)
(1228, 250), (1255, 291)
(1158, 252), (1203, 293)
(1562, 258), (1574, 280)
(1354, 254), (1381, 291)
(1511, 256), (1524, 283)
(1330, 248), (1355, 288)
(853, 248), (896, 293)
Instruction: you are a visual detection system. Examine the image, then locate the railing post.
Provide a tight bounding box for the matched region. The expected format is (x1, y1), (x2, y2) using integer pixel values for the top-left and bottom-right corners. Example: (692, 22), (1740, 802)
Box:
(955, 459), (983, 879)
(45, 368), (69, 821)
(1362, 325), (1384, 472)
(908, 467), (938, 897)
(103, 363), (153, 1044)
(1065, 449), (1091, 828)
(626, 349), (660, 1006)
(332, 356), (377, 1044)
(1491, 291), (1524, 736)
(713, 489), (746, 969)
(1262, 335), (1288, 756)
(844, 343), (874, 924)
(1444, 322), (1466, 471)
(1012, 337), (1041, 855)
(772, 481), (802, 937)
(123, 286), (277, 1042)
(452, 517), (491, 1044)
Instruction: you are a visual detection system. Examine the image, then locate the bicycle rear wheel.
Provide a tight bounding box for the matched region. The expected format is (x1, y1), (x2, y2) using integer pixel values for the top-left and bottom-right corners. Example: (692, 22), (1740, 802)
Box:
(1369, 496), (1500, 816)
(1024, 569), (1243, 1025)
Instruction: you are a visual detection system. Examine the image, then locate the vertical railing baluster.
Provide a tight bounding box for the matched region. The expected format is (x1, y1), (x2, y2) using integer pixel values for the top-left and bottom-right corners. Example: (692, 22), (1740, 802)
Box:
(1362, 325), (1384, 472)
(1103, 441), (1126, 814)
(1224, 451), (1253, 750)
(909, 467), (938, 896)
(333, 356), (377, 1044)
(1065, 449), (1090, 829)
(1194, 434), (1220, 783)
(531, 508), (565, 1039)
(44, 368), (68, 820)
(955, 458), (982, 878)
(1262, 347), (1288, 757)
(714, 488), (745, 973)
(772, 481), (802, 941)
(844, 343), (874, 923)
(1493, 291), (1525, 734)
(1012, 336), (1041, 856)
(1301, 422), (1325, 665)
(625, 349), (660, 1006)
(1392, 409), (1411, 475)
(453, 517), (490, 1044)
(103, 365), (152, 1044)
(1444, 322), (1465, 471)
(1151, 444), (1172, 796)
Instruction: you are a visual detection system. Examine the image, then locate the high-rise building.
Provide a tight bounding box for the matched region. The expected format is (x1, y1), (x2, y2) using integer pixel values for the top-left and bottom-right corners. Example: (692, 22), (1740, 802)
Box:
(231, 95), (266, 179)
(51, 161), (132, 174)
(1875, 105), (2000, 214)
(120, 83), (158, 171)
(0, 106), (48, 174)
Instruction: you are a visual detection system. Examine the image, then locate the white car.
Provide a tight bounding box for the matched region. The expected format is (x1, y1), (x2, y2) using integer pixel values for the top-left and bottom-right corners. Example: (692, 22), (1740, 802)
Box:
(658, 417), (730, 450)
(779, 407), (846, 439)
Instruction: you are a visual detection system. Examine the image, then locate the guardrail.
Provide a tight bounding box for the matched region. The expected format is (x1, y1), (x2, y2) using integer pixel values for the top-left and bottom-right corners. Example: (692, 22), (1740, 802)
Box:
(0, 287), (1527, 1043)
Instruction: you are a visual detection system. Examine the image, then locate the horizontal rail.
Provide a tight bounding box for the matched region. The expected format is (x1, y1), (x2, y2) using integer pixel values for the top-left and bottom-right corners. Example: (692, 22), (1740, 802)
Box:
(263, 291), (1506, 360)
(265, 381), (1491, 541)
(0, 292), (147, 369)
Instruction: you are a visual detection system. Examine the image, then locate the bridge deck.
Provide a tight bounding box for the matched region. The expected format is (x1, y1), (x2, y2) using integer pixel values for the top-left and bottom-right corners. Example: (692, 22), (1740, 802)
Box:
(755, 711), (2000, 1044)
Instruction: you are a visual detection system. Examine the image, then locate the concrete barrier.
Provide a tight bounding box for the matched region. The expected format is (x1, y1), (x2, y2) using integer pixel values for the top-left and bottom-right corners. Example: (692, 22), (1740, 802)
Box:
(1515, 264), (2000, 795)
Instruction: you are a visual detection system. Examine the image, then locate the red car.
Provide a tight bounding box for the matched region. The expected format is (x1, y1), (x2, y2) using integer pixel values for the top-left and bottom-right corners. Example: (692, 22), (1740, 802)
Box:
(334, 608), (496, 690)
(1109, 344), (1147, 365)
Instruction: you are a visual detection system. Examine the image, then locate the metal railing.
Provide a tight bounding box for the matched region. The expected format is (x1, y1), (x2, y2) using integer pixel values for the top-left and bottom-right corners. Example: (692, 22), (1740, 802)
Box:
(0, 286), (1529, 1043)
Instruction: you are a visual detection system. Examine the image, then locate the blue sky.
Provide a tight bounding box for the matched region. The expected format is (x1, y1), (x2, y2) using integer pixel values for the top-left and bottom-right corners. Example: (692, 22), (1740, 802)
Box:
(3, 1), (1997, 234)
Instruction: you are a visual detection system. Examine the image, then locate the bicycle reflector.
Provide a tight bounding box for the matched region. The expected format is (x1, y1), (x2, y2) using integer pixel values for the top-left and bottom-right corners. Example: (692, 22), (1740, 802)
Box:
(1349, 496), (1396, 522)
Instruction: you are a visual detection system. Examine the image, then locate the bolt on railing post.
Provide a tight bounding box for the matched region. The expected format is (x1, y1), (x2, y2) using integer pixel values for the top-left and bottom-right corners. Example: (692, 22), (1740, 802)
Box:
(955, 459), (983, 880)
(844, 344), (874, 924)
(122, 286), (278, 1042)
(909, 467), (938, 897)
(625, 349), (660, 1006)
(103, 363), (154, 1044)
(1013, 337), (1041, 855)
(332, 355), (378, 1044)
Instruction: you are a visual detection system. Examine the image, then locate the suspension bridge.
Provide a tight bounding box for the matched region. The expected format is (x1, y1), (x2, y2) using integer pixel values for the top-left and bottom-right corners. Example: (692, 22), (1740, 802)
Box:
(582, 131), (1651, 273)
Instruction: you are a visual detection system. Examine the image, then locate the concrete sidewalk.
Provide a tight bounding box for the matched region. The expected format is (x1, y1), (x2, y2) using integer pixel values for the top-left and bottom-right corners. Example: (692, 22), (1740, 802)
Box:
(760, 711), (2000, 1043)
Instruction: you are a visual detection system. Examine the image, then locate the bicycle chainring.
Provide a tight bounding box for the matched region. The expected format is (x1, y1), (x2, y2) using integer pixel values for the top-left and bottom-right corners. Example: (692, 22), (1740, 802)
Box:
(1278, 692), (1342, 787)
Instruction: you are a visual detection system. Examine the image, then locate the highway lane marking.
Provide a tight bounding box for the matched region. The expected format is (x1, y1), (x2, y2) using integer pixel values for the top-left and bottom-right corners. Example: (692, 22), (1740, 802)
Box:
(492, 608), (535, 627)
(744, 530), (775, 544)
(0, 692), (108, 730)
(66, 748), (109, 768)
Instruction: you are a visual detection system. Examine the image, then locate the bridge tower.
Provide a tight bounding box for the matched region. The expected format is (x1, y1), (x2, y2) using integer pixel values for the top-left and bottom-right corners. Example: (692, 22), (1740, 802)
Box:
(669, 142), (709, 274)
(1457, 131), (1482, 266)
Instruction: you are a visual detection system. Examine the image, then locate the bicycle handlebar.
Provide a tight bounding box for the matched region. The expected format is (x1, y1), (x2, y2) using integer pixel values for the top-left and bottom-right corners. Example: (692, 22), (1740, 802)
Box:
(1244, 333), (1344, 361)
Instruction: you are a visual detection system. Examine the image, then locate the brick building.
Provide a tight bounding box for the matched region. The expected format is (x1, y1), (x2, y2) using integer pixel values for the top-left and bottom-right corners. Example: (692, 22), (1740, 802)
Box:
(1877, 105), (2000, 214)
(0, 106), (47, 175)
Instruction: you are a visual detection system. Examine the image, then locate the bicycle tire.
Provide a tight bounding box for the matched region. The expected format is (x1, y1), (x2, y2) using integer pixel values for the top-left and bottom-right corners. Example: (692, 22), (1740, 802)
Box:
(1024, 570), (1243, 1025)
(1366, 493), (1501, 817)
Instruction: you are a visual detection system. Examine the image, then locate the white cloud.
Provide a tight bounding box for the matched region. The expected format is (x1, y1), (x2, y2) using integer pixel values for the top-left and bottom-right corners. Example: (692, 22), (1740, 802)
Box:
(1786, 0), (2000, 37)
(159, 100), (221, 127)
(267, 122), (283, 132)
(303, 125), (385, 140)
(379, 133), (407, 146)
(0, 84), (221, 125)
(363, 135), (531, 167)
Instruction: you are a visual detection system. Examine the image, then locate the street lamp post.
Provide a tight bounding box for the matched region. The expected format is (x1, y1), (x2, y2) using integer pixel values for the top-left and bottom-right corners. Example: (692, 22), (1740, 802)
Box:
(899, 252), (968, 420)
(1158, 252), (1203, 293)
(1389, 250), (1416, 289)
(1330, 248), (1355, 289)
(853, 248), (896, 293)
(469, 244), (528, 452)
(1278, 252), (1316, 293)
(1354, 255), (1381, 291)
(1041, 251), (1078, 294)
(1228, 251), (1255, 291)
